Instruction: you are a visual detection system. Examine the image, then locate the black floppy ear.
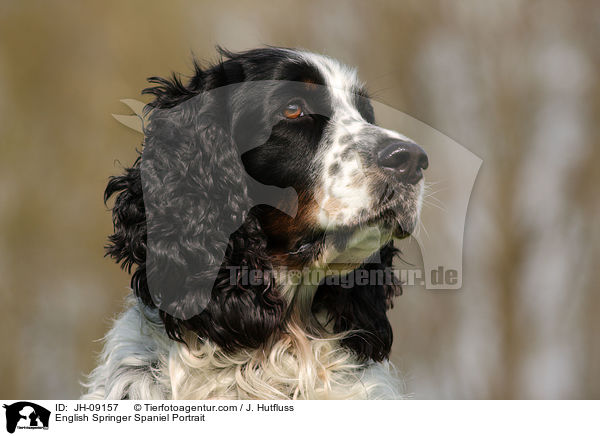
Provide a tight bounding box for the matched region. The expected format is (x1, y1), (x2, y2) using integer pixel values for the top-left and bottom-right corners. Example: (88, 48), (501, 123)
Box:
(139, 92), (255, 321)
(313, 241), (402, 362)
(105, 61), (287, 350)
(140, 94), (287, 348)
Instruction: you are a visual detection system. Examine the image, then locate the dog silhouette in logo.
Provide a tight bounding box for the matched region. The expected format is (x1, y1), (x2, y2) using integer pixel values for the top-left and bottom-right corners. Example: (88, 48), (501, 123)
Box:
(3, 402), (50, 433)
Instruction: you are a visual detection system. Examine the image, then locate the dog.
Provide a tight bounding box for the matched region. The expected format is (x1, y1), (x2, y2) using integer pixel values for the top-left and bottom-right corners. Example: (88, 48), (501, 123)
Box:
(83, 47), (428, 400)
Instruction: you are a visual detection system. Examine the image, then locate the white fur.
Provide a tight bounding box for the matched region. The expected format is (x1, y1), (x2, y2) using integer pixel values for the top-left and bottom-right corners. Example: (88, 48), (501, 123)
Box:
(82, 296), (405, 400)
(298, 52), (419, 228)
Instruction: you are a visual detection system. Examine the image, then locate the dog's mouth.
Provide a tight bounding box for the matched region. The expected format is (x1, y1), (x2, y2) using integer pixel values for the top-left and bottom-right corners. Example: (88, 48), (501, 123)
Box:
(287, 181), (422, 261)
(349, 191), (420, 240)
(364, 208), (413, 239)
(292, 206), (412, 257)
(372, 181), (423, 237)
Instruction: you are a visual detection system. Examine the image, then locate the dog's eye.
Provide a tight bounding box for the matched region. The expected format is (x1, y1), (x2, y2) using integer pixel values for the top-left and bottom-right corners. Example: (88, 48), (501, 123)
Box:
(283, 103), (304, 119)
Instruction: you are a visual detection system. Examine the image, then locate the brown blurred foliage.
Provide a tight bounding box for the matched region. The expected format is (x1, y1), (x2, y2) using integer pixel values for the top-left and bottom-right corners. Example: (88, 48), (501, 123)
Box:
(1, 0), (599, 399)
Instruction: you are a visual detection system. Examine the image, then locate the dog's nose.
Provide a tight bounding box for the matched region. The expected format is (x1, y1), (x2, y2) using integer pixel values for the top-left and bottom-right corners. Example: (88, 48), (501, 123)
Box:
(376, 140), (428, 184)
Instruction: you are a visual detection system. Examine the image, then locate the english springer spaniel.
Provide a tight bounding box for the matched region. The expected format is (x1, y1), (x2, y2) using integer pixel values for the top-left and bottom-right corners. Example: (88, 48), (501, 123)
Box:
(83, 47), (428, 400)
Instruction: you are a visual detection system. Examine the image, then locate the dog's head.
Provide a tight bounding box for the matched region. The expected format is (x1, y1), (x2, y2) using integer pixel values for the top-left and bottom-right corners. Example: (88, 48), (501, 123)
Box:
(106, 47), (427, 360)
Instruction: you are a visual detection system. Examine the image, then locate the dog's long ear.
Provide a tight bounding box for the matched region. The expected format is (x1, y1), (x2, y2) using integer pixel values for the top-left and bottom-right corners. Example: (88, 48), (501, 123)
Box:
(313, 242), (402, 362)
(139, 90), (255, 321)
(105, 61), (285, 350)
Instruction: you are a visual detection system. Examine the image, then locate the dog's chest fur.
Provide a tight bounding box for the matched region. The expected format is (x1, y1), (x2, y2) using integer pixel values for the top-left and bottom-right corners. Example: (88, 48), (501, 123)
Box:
(82, 297), (403, 400)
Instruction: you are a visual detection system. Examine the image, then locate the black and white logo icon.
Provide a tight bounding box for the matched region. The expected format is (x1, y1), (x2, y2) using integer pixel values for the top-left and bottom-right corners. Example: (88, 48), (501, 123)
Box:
(2, 402), (50, 434)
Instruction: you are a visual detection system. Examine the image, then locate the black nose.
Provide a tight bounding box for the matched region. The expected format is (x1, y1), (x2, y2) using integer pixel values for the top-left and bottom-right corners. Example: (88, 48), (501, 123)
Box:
(376, 140), (428, 184)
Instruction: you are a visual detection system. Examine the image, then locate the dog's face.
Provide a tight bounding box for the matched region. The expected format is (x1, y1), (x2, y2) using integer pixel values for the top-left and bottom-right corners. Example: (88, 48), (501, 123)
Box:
(230, 49), (427, 249)
(107, 47), (427, 359)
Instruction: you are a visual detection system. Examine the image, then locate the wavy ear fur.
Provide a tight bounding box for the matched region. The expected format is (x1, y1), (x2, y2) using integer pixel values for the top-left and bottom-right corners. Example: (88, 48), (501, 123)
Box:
(168, 208), (285, 352)
(312, 242), (402, 362)
(105, 55), (285, 350)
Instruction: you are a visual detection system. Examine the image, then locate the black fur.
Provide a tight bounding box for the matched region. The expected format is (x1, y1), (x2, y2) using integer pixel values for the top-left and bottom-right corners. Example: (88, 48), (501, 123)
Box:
(312, 242), (401, 362)
(105, 47), (401, 361)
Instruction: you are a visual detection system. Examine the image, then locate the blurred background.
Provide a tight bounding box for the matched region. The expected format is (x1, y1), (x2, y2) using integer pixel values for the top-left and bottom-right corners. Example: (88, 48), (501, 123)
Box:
(1, 0), (599, 399)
